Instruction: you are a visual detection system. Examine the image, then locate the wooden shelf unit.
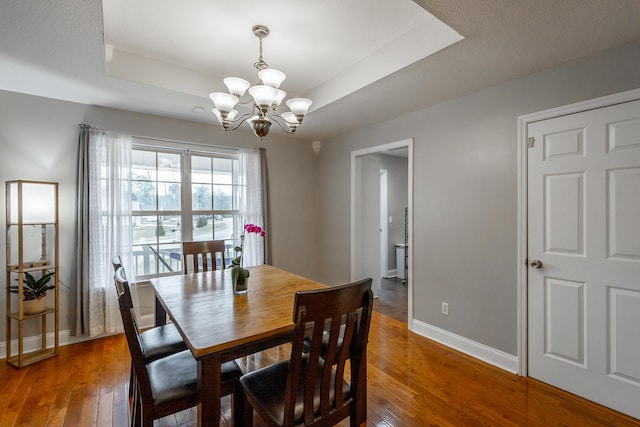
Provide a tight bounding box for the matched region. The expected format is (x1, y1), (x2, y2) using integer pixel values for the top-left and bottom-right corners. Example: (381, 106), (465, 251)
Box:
(5, 180), (59, 368)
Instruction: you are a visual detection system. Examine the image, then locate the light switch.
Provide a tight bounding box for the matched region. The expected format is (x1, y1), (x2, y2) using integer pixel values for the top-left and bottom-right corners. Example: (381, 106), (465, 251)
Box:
(388, 216), (393, 224)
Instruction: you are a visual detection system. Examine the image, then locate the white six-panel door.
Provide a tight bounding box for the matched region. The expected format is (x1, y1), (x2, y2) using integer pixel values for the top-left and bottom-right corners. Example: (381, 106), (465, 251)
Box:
(527, 99), (640, 419)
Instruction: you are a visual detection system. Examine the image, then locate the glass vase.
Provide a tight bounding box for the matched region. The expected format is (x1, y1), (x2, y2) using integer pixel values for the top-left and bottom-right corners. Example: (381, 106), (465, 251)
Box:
(233, 277), (248, 294)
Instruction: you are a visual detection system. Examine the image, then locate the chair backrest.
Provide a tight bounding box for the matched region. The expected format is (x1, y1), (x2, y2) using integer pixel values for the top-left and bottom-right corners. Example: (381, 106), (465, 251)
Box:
(111, 255), (123, 272)
(182, 240), (226, 274)
(114, 267), (153, 396)
(285, 277), (373, 426)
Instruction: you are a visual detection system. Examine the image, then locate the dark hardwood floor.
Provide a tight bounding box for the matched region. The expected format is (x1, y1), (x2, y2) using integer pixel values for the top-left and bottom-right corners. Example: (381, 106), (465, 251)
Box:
(375, 277), (407, 323)
(1, 311), (639, 426)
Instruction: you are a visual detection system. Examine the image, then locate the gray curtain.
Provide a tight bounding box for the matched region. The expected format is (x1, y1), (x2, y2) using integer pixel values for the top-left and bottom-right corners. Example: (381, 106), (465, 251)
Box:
(72, 124), (91, 336)
(260, 147), (272, 265)
(72, 124), (133, 336)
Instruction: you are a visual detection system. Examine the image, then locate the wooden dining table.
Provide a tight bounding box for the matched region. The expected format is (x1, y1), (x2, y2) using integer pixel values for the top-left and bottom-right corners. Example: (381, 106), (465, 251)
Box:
(150, 264), (327, 427)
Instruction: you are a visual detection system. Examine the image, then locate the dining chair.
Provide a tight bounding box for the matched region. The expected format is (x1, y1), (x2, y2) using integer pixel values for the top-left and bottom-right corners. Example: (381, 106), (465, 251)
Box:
(239, 277), (373, 427)
(182, 240), (226, 273)
(114, 266), (245, 426)
(302, 322), (346, 360)
(111, 256), (189, 399)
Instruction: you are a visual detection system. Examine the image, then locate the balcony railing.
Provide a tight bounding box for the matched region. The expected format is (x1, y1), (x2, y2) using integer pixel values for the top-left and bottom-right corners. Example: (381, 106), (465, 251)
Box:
(133, 244), (233, 277)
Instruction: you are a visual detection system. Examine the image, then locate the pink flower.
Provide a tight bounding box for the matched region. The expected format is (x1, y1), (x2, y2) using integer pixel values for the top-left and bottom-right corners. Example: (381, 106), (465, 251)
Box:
(232, 222), (267, 271)
(243, 223), (265, 236)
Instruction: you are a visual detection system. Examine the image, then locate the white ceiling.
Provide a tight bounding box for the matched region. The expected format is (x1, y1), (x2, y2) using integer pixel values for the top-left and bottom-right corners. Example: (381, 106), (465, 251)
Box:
(1, 0), (640, 141)
(103, 0), (462, 112)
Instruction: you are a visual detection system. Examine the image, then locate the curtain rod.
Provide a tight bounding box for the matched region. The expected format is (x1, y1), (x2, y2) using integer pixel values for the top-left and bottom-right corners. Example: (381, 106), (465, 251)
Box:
(78, 124), (241, 153)
(131, 134), (240, 152)
(78, 123), (103, 131)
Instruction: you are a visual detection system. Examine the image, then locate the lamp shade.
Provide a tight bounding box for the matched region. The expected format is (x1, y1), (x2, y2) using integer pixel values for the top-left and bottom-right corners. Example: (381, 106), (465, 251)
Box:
(212, 108), (238, 124)
(223, 77), (251, 97)
(248, 85), (278, 107)
(258, 68), (286, 88)
(272, 89), (286, 108)
(286, 98), (313, 116)
(209, 92), (239, 112)
(8, 181), (57, 224)
(281, 111), (299, 124)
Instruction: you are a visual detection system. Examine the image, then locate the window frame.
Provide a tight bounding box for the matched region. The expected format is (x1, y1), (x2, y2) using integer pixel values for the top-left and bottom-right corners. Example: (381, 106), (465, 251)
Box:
(131, 138), (240, 280)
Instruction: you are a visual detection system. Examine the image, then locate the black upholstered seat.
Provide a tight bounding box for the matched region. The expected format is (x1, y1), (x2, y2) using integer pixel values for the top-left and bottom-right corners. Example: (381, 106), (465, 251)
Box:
(147, 349), (242, 407)
(139, 324), (188, 362)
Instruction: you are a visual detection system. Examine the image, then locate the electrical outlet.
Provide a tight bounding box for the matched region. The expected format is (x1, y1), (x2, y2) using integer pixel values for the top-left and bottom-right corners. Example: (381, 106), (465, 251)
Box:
(442, 302), (449, 315)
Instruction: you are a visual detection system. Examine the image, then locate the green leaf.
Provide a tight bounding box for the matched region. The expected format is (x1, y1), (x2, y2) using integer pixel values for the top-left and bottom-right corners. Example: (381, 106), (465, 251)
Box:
(12, 271), (55, 299)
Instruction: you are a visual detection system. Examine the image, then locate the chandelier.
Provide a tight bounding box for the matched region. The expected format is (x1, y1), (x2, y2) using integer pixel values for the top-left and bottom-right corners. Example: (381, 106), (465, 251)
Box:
(209, 25), (312, 140)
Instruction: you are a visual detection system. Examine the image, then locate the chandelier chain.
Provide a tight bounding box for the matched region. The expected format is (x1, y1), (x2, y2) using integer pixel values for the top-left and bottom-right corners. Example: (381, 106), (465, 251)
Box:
(254, 33), (268, 71)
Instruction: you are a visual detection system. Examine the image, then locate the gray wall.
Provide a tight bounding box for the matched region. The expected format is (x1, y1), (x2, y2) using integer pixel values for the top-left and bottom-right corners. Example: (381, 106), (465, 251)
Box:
(354, 155), (382, 293)
(316, 40), (640, 355)
(3, 39), (640, 358)
(356, 153), (408, 276)
(0, 91), (319, 342)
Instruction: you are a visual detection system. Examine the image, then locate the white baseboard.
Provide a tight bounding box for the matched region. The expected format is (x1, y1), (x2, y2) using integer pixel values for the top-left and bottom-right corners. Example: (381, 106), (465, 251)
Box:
(0, 313), (159, 360)
(0, 328), (129, 360)
(412, 319), (519, 374)
(385, 269), (397, 278)
(0, 329), (73, 359)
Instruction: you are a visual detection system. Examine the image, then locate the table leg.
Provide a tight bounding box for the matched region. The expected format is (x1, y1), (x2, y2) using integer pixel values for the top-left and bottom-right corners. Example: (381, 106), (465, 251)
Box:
(155, 296), (166, 327)
(197, 355), (222, 427)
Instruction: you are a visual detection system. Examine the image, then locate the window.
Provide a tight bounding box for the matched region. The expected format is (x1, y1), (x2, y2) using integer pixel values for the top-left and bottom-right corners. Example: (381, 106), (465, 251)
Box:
(131, 144), (242, 279)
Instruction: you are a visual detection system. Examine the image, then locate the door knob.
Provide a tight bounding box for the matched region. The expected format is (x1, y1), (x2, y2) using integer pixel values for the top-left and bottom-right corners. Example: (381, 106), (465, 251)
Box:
(530, 259), (543, 269)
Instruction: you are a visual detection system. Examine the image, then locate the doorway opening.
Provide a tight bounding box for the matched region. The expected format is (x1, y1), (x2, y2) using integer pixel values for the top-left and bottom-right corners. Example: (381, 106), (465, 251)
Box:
(351, 138), (413, 327)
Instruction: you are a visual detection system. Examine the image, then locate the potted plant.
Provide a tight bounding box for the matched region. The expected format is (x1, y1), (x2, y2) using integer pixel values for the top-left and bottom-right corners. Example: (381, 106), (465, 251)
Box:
(9, 270), (55, 314)
(230, 223), (265, 294)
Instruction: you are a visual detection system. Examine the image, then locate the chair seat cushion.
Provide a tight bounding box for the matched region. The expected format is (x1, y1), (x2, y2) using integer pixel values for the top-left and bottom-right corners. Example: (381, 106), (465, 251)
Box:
(240, 357), (351, 425)
(139, 323), (188, 362)
(148, 350), (243, 406)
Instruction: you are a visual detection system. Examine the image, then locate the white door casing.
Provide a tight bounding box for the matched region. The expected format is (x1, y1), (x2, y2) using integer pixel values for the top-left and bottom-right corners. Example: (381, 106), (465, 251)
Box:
(527, 98), (640, 419)
(380, 169), (389, 278)
(351, 138), (413, 328)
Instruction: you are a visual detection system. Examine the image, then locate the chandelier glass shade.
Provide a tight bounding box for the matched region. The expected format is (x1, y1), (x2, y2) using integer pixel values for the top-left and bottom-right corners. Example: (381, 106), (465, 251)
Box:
(210, 25), (312, 140)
